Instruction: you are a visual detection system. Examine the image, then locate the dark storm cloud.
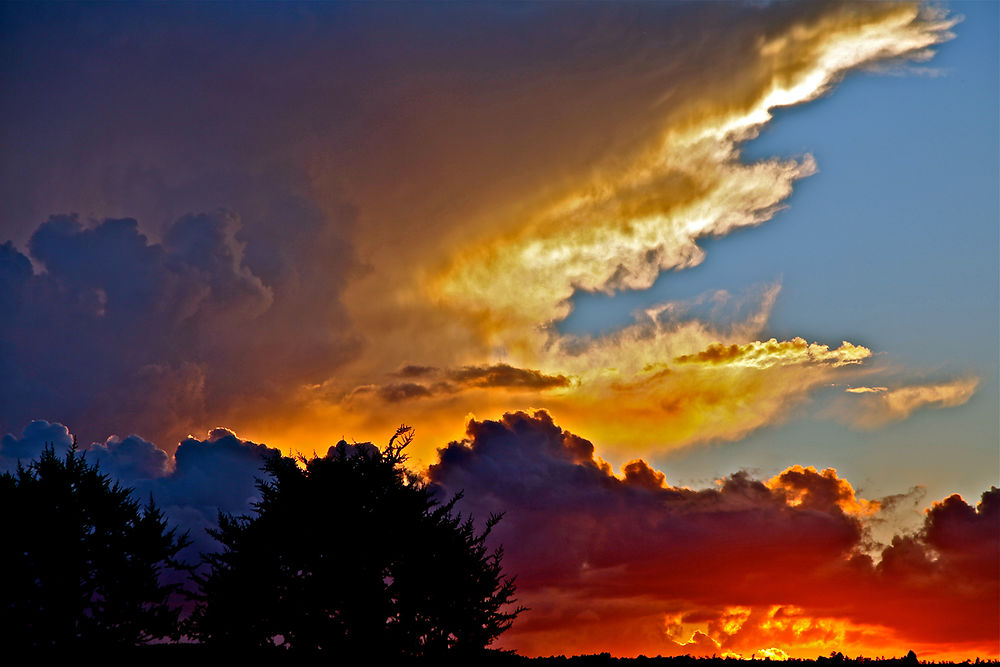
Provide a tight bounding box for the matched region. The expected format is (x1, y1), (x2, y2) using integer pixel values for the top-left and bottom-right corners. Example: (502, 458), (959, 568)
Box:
(447, 364), (570, 390)
(0, 421), (280, 555)
(427, 410), (999, 656)
(144, 429), (281, 554)
(376, 382), (435, 403)
(0, 211), (358, 448)
(430, 410), (863, 593)
(90, 434), (171, 481)
(392, 365), (439, 379)
(0, 420), (74, 471)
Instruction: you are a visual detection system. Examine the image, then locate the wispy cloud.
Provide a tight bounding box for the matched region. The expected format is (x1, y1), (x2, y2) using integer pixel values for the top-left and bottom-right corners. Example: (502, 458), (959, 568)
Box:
(843, 378), (979, 428)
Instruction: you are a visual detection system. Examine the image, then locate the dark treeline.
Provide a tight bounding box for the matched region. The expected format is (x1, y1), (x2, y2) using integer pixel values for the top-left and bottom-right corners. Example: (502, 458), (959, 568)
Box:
(22, 646), (1000, 667)
(0, 426), (522, 658)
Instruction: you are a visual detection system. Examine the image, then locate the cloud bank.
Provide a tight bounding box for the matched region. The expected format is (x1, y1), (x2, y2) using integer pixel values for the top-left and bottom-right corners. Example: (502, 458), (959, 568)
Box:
(2, 412), (994, 658)
(428, 411), (999, 659)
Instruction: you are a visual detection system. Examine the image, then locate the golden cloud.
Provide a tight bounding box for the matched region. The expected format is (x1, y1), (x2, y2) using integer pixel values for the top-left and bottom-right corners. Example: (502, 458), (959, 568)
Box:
(240, 2), (959, 465)
(844, 377), (979, 428)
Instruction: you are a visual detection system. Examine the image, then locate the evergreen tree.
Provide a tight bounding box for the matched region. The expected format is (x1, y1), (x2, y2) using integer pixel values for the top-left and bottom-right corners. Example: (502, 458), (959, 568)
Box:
(189, 426), (523, 658)
(0, 444), (189, 647)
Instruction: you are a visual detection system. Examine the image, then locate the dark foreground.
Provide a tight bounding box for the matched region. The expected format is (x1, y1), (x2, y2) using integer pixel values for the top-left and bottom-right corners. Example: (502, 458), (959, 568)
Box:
(22, 646), (998, 667)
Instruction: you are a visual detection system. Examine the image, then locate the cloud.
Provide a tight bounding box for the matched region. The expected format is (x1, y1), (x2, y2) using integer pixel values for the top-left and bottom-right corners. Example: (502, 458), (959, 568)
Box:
(0, 421), (280, 556)
(89, 434), (171, 481)
(0, 420), (74, 471)
(348, 363), (571, 405)
(766, 465), (879, 517)
(392, 365), (439, 379)
(0, 211), (357, 449)
(0, 2), (961, 463)
(376, 382), (435, 403)
(329, 2), (953, 454)
(675, 338), (870, 369)
(428, 4), (954, 332)
(843, 377), (979, 428)
(428, 410), (998, 659)
(448, 364), (571, 390)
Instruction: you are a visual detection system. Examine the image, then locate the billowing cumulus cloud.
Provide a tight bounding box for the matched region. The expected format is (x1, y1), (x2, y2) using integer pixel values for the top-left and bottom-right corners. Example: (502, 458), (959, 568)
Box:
(0, 420), (74, 471)
(89, 434), (172, 481)
(428, 410), (999, 659)
(0, 421), (279, 554)
(0, 211), (357, 449)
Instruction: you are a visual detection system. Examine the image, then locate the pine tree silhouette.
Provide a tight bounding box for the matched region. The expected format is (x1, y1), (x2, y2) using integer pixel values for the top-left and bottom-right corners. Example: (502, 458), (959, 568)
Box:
(0, 443), (189, 648)
(188, 426), (524, 658)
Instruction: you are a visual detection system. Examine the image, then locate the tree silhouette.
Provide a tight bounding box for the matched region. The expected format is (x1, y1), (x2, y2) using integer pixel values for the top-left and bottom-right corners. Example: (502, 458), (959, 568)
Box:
(0, 444), (189, 648)
(188, 426), (523, 657)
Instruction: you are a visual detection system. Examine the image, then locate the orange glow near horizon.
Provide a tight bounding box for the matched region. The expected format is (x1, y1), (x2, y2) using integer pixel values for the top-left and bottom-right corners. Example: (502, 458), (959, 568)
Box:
(497, 601), (1000, 661)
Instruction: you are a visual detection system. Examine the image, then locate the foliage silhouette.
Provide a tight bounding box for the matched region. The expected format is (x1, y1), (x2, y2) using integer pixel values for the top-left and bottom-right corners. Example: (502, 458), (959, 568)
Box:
(0, 444), (190, 647)
(188, 426), (524, 657)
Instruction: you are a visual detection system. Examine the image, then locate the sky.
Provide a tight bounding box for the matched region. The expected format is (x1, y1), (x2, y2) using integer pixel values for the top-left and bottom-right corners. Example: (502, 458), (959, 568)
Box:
(1, 0), (997, 660)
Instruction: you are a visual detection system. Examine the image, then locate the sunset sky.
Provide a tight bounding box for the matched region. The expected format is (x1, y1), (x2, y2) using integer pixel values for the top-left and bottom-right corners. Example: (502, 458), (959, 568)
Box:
(1, 1), (997, 660)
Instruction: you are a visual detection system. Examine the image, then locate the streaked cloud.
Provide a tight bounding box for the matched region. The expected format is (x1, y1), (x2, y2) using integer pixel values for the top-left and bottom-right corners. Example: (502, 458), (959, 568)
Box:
(844, 377), (979, 428)
(675, 338), (870, 369)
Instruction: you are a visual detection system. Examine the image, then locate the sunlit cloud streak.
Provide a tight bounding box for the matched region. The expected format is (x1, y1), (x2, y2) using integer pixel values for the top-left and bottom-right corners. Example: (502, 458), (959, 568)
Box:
(842, 378), (979, 428)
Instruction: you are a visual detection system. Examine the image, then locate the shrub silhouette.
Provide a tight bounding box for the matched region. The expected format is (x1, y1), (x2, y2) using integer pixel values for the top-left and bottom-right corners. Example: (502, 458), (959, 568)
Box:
(0, 444), (189, 647)
(188, 426), (523, 657)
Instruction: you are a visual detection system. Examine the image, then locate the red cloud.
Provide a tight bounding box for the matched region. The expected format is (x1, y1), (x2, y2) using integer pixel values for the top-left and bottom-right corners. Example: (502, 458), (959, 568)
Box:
(428, 410), (999, 659)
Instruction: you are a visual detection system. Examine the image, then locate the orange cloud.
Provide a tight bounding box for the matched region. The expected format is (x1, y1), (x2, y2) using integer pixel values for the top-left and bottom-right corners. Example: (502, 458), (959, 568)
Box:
(675, 338), (870, 369)
(428, 410), (999, 660)
(843, 378), (979, 428)
(767, 465), (880, 517)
